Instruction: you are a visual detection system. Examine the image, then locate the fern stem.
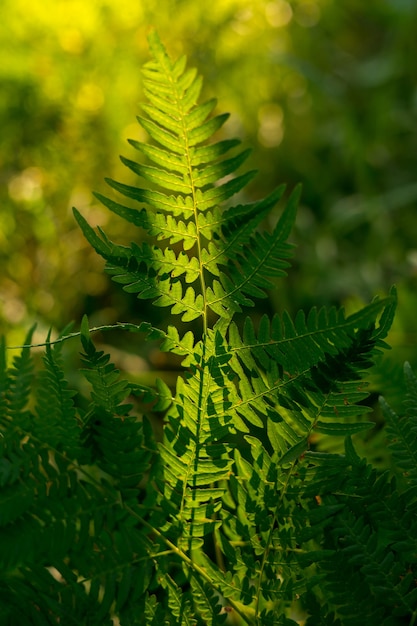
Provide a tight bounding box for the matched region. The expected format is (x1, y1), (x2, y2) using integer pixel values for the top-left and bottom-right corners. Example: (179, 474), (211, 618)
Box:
(213, 525), (227, 572)
(5, 323), (146, 350)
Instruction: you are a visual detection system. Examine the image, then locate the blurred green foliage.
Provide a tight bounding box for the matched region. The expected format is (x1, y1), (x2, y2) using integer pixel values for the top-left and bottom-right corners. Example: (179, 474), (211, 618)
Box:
(1, 0), (416, 376)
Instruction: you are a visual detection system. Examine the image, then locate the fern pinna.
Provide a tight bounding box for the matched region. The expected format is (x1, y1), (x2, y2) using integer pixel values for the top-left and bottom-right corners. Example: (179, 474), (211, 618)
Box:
(1, 30), (415, 626)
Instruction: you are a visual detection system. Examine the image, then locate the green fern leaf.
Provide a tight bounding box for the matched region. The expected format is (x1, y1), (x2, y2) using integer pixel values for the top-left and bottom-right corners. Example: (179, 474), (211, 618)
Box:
(381, 361), (417, 490)
(74, 30), (299, 331)
(79, 315), (154, 489)
(0, 327), (35, 431)
(160, 574), (197, 625)
(33, 332), (81, 456)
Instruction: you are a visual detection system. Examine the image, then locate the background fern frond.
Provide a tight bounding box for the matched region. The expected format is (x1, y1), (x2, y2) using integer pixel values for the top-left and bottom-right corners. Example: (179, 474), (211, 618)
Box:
(79, 316), (154, 489)
(380, 361), (417, 491)
(297, 435), (417, 625)
(0, 327), (35, 432)
(33, 332), (81, 457)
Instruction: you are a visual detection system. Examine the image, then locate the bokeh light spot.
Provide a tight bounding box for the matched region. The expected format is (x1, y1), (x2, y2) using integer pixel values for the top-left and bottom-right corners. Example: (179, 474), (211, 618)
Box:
(258, 103), (284, 147)
(265, 1), (293, 28)
(294, 1), (321, 28)
(8, 167), (44, 202)
(76, 82), (104, 112)
(59, 28), (84, 54)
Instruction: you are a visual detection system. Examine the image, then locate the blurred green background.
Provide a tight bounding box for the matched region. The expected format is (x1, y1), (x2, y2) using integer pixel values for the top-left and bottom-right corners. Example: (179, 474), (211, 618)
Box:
(1, 0), (416, 380)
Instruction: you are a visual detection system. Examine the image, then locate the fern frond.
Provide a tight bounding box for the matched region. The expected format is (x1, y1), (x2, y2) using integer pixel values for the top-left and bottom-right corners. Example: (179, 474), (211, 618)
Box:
(70, 33), (400, 624)
(2, 30), (403, 626)
(33, 331), (81, 457)
(79, 316), (154, 489)
(190, 576), (227, 625)
(298, 437), (417, 625)
(380, 361), (417, 490)
(157, 332), (237, 551)
(223, 292), (396, 458)
(74, 31), (298, 331)
(1, 322), (164, 624)
(0, 327), (35, 433)
(159, 574), (197, 626)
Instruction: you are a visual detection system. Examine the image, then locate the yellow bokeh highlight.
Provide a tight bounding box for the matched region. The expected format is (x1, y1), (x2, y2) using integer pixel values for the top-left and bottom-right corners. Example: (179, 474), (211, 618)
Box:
(8, 167), (44, 203)
(258, 103), (284, 147)
(76, 83), (105, 112)
(265, 1), (293, 27)
(59, 28), (85, 54)
(294, 0), (321, 27)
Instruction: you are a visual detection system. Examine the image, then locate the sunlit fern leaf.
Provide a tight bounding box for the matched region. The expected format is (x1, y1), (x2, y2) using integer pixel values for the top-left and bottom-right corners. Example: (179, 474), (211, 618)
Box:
(73, 30), (297, 329)
(190, 576), (227, 626)
(145, 593), (168, 625)
(203, 186), (299, 317)
(221, 292), (395, 455)
(228, 288), (396, 376)
(93, 194), (198, 250)
(157, 332), (238, 551)
(159, 574), (197, 626)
